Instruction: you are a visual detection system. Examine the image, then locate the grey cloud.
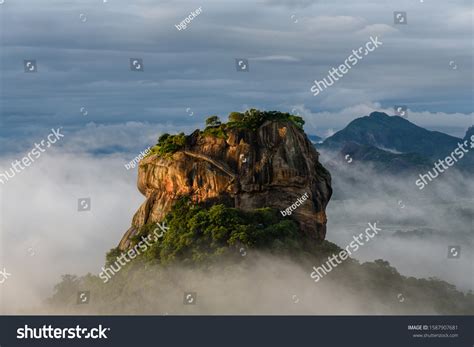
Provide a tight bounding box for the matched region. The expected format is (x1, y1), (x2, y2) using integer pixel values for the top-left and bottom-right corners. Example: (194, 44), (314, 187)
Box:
(0, 0), (472, 152)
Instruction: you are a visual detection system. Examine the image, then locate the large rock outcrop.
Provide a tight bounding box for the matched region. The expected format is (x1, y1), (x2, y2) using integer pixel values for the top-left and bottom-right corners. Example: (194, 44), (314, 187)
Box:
(119, 120), (332, 250)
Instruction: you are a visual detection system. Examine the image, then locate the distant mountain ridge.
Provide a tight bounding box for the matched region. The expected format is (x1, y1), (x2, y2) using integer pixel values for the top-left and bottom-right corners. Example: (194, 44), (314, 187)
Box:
(308, 134), (323, 144)
(337, 142), (432, 172)
(458, 126), (474, 171)
(465, 126), (474, 139)
(321, 112), (462, 160)
(319, 112), (473, 172)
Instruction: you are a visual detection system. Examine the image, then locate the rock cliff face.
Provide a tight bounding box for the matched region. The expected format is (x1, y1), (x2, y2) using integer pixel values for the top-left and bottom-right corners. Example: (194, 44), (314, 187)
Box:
(118, 120), (332, 250)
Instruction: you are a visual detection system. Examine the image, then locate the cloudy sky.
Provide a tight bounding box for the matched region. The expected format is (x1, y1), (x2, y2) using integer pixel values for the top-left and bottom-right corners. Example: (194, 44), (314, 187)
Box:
(0, 0), (473, 155)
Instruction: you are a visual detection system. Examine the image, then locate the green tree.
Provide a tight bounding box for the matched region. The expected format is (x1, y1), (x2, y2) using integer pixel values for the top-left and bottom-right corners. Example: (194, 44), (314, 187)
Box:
(205, 116), (221, 127)
(157, 133), (170, 144)
(288, 115), (305, 130)
(242, 109), (265, 129)
(48, 274), (80, 306)
(106, 247), (122, 266)
(228, 112), (244, 123)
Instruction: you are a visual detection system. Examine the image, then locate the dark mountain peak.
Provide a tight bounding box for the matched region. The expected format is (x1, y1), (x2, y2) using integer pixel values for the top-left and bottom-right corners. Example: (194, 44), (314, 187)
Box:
(321, 111), (461, 160)
(346, 111), (407, 130)
(308, 134), (323, 144)
(465, 126), (474, 140)
(368, 111), (390, 119)
(367, 111), (409, 124)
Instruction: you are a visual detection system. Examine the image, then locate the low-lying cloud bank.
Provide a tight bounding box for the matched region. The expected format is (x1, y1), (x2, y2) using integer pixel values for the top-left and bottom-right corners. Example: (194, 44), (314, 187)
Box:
(0, 122), (472, 314)
(321, 150), (473, 291)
